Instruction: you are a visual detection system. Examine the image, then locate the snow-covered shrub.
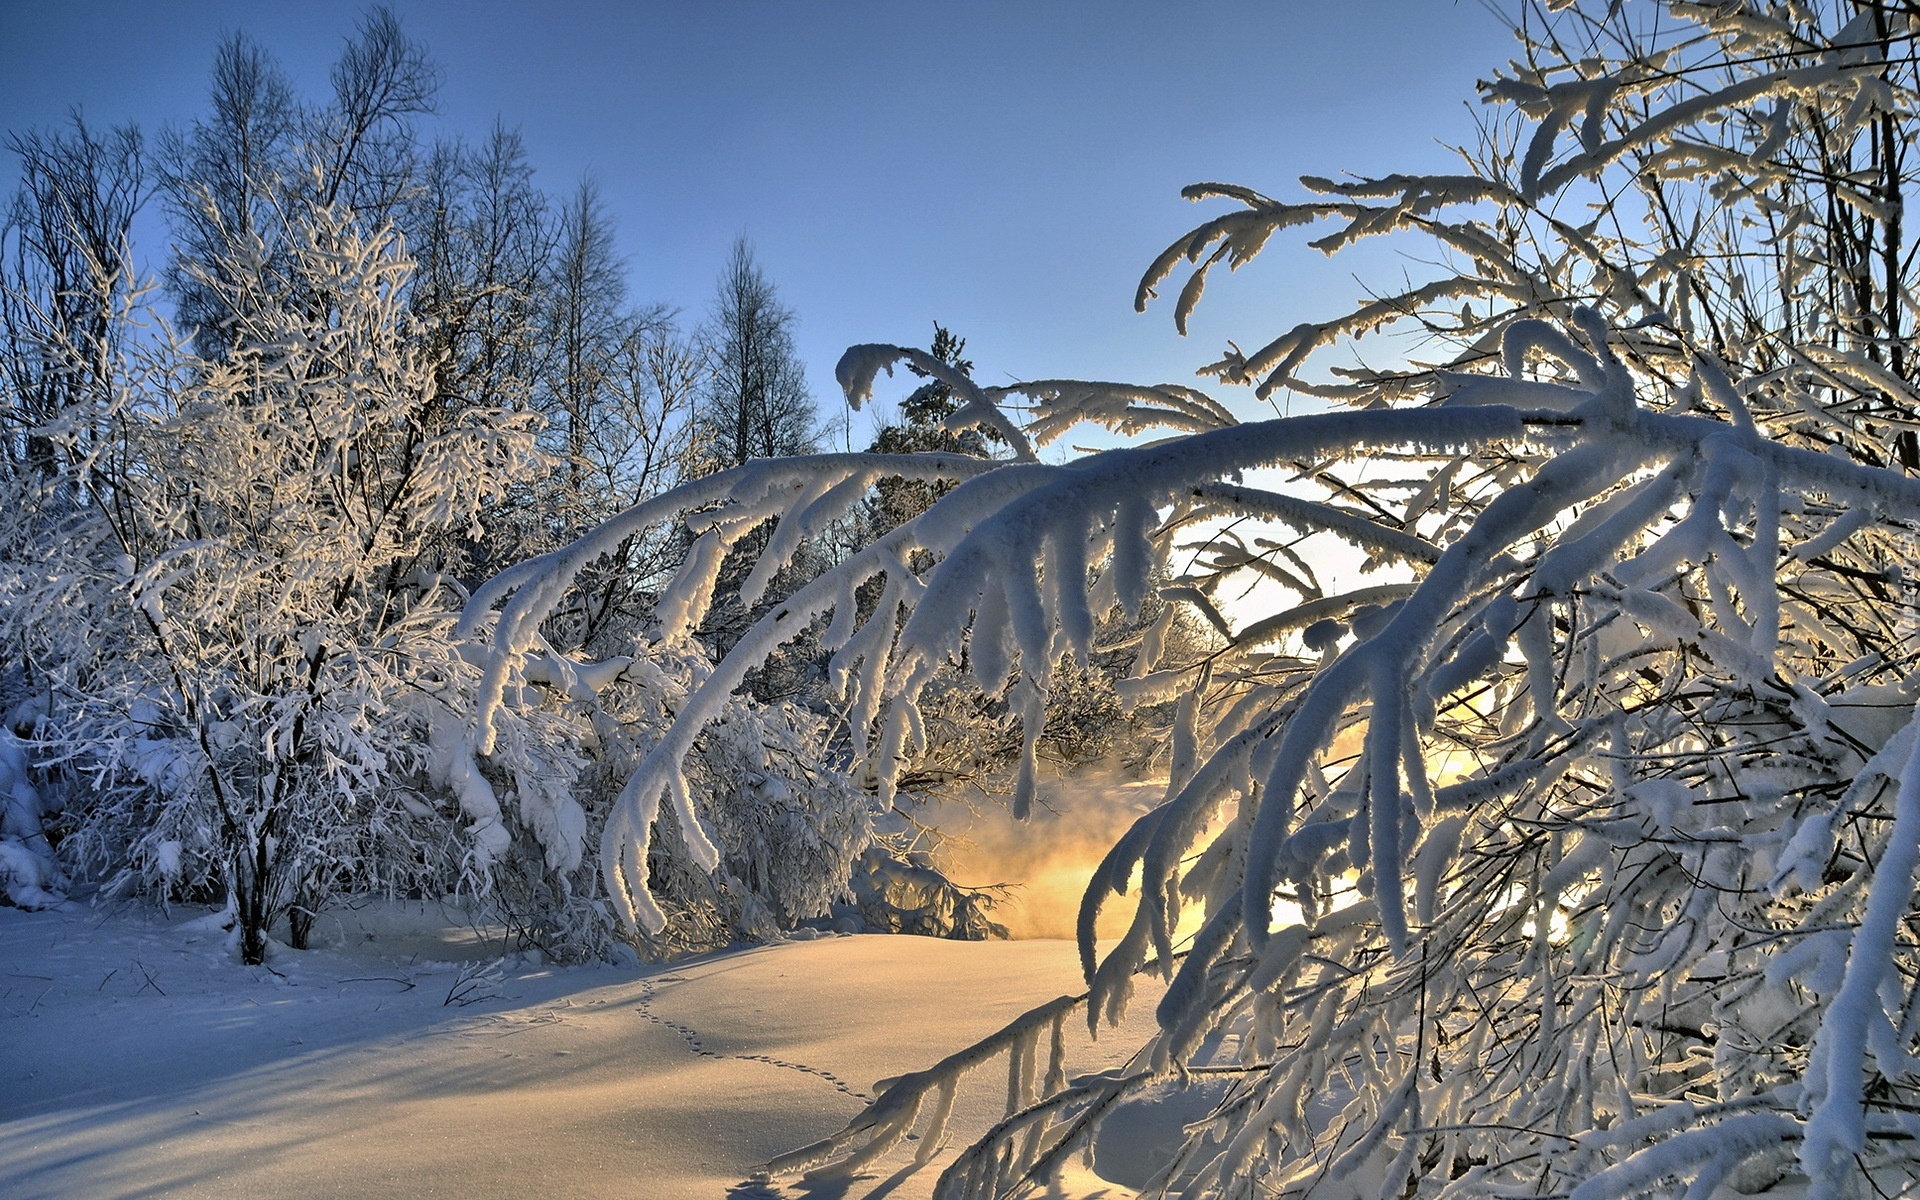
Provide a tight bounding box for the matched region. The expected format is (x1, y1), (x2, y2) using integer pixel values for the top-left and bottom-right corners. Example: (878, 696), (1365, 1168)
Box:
(688, 697), (870, 928)
(0, 205), (563, 963)
(468, 3), (1920, 1197)
(847, 846), (1008, 941)
(0, 728), (64, 908)
(483, 633), (875, 957)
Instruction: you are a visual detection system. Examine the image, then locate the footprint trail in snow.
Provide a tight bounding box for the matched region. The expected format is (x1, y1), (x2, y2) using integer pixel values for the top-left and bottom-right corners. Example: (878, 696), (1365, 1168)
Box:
(635, 975), (873, 1101)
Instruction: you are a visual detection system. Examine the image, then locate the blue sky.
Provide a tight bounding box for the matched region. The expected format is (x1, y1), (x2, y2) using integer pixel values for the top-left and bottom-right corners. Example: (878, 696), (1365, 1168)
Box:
(0, 2), (1516, 439)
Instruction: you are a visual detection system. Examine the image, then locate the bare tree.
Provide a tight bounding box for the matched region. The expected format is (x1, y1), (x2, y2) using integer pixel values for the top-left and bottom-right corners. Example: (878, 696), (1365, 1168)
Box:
(312, 5), (439, 217)
(543, 177), (629, 493)
(695, 237), (816, 471)
(0, 113), (143, 484)
(156, 30), (298, 353)
(406, 123), (552, 439)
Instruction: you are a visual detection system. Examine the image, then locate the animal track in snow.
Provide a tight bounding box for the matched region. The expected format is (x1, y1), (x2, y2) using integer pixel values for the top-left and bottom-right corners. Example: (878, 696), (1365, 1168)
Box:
(634, 978), (871, 1101)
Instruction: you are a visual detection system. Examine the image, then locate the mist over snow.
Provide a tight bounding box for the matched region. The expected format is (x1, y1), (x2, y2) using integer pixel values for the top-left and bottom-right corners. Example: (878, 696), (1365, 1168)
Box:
(917, 773), (1188, 942)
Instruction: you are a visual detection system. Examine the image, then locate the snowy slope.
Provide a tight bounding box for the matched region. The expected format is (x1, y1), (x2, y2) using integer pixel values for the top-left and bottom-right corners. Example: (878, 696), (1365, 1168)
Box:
(1, 903), (1158, 1199)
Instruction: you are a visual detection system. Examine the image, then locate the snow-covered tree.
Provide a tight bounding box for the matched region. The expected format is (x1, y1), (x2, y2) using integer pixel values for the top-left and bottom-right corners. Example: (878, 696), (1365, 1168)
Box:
(0, 113), (145, 914)
(463, 2), (1920, 1196)
(0, 10), (848, 962)
(0, 204), (559, 963)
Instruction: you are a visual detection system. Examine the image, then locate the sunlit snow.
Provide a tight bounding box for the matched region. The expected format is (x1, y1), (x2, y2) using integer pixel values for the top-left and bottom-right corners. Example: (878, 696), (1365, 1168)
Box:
(1, 901), (1164, 1200)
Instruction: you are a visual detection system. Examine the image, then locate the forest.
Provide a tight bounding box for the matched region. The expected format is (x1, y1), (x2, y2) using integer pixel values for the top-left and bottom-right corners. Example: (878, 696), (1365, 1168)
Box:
(11, 1), (1920, 1198)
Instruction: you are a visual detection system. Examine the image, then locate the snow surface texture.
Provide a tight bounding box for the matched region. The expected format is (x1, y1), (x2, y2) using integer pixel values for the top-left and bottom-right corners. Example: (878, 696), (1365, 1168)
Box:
(0, 902), (1157, 1200)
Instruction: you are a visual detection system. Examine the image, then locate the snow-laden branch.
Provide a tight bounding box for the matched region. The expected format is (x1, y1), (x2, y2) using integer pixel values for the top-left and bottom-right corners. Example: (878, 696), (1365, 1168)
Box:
(468, 399), (1530, 935)
(743, 301), (1920, 1196)
(459, 450), (1000, 750)
(839, 344), (1036, 460)
(465, 4), (1920, 1191)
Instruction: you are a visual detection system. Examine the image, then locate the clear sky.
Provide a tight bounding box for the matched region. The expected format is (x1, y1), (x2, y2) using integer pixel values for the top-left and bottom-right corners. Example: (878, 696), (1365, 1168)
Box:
(0, 1), (1516, 439)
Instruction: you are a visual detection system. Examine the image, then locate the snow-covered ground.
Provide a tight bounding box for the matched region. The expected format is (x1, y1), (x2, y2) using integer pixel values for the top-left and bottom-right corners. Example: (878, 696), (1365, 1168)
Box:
(1, 901), (1165, 1199)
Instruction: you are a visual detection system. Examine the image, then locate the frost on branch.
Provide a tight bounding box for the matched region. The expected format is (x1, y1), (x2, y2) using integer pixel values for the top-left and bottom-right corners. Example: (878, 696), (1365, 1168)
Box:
(465, 390), (1526, 937)
(461, 449), (1004, 938)
(733, 304), (1920, 1197)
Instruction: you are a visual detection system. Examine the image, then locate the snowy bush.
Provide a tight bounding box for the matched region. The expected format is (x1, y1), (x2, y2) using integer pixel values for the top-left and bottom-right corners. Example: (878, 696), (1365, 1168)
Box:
(518, 636), (876, 955)
(470, 3), (1920, 1197)
(847, 847), (1009, 941)
(0, 728), (64, 908)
